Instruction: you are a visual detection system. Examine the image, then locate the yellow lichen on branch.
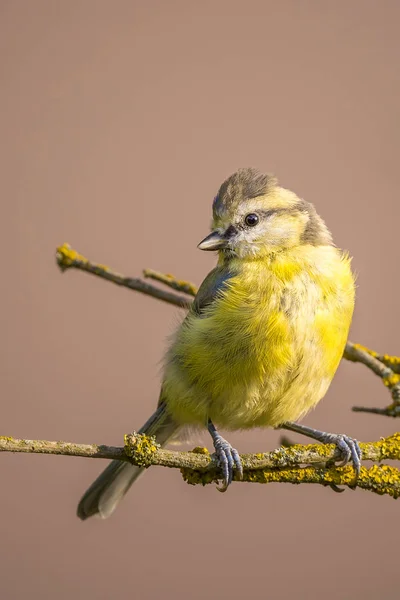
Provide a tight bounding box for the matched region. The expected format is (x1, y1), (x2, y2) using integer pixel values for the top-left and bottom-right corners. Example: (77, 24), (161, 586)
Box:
(352, 343), (400, 374)
(181, 463), (400, 498)
(2, 433), (400, 498)
(344, 342), (400, 404)
(56, 243), (90, 271)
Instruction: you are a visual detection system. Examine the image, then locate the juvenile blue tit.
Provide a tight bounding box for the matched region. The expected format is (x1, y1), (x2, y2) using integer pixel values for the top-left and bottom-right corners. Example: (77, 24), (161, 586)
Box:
(78, 168), (359, 520)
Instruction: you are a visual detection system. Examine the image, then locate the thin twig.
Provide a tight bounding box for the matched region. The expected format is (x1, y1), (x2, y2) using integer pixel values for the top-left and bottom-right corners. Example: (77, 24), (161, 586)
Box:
(352, 344), (400, 375)
(353, 404), (400, 418)
(345, 342), (400, 412)
(56, 243), (191, 309)
(143, 268), (197, 297)
(2, 433), (400, 497)
(344, 342), (395, 380)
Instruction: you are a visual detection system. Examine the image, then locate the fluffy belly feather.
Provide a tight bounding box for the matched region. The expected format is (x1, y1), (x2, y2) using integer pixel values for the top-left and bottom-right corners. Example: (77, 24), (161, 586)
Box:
(162, 252), (354, 430)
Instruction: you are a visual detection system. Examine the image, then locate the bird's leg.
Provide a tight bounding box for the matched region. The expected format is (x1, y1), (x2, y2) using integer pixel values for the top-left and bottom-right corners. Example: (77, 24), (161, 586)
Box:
(280, 421), (362, 478)
(207, 419), (243, 492)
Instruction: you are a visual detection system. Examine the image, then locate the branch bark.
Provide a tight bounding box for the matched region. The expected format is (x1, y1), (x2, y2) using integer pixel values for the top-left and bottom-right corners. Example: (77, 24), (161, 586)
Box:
(55, 243), (191, 309)
(1, 433), (400, 498)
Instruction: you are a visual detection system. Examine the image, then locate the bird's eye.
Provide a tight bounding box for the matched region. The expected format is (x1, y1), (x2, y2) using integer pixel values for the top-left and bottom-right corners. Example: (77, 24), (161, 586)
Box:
(244, 213), (259, 227)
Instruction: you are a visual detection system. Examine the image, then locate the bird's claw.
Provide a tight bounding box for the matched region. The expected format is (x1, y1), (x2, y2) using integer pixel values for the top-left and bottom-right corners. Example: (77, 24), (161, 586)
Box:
(327, 483), (346, 493)
(212, 436), (243, 492)
(322, 432), (362, 478)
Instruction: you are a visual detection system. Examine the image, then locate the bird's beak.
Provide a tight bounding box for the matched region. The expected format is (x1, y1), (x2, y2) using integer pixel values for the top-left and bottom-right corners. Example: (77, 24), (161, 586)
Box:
(197, 230), (227, 251)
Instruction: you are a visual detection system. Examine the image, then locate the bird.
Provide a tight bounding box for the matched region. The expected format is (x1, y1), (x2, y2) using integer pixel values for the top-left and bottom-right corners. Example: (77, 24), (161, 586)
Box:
(77, 167), (359, 520)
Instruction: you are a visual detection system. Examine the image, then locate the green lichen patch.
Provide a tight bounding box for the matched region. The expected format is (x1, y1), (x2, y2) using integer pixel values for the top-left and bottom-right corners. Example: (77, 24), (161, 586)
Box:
(268, 441), (336, 468)
(181, 467), (218, 486)
(376, 433), (400, 460)
(181, 461), (400, 499)
(124, 432), (159, 468)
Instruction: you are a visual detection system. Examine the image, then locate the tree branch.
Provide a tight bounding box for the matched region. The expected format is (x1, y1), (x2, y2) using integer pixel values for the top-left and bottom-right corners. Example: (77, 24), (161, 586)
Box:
(352, 404), (400, 418)
(0, 436), (127, 461)
(142, 268), (198, 297)
(56, 243), (400, 416)
(223, 464), (400, 498)
(344, 342), (400, 402)
(55, 243), (191, 309)
(1, 433), (400, 497)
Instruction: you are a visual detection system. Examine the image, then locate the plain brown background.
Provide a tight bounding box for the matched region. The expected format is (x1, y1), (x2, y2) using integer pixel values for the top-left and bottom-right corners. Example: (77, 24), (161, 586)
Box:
(1, 1), (399, 598)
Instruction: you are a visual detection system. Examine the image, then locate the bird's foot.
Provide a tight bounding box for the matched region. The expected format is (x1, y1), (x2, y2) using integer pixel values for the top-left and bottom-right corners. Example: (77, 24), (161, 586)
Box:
(280, 422), (362, 484)
(208, 420), (243, 492)
(318, 432), (362, 476)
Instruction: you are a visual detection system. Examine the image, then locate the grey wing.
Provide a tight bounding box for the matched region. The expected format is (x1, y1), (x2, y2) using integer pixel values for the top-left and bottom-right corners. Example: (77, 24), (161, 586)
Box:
(192, 265), (235, 315)
(157, 265), (234, 408)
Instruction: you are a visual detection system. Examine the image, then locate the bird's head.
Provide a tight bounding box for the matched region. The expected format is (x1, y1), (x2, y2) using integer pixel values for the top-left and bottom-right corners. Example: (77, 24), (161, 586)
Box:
(198, 168), (332, 259)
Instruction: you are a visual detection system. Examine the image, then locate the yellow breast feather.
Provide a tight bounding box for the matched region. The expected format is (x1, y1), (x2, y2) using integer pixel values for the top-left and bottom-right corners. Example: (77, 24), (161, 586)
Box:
(163, 245), (355, 429)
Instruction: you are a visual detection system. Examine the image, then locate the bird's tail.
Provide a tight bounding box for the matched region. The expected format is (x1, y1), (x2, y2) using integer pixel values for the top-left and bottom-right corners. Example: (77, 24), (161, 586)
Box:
(77, 403), (178, 520)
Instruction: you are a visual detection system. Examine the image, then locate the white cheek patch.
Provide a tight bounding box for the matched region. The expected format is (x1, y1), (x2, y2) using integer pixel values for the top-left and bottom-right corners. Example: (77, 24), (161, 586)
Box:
(216, 209), (303, 258)
(238, 216), (288, 245)
(228, 221), (269, 257)
(266, 223), (292, 246)
(228, 214), (296, 258)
